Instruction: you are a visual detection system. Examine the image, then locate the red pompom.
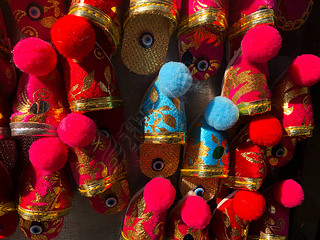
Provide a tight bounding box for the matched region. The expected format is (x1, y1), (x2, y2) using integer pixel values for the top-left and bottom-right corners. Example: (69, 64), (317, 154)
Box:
(180, 196), (211, 229)
(51, 15), (96, 61)
(249, 113), (283, 147)
(13, 37), (57, 76)
(273, 179), (304, 208)
(288, 54), (320, 87)
(242, 25), (282, 63)
(233, 190), (266, 221)
(58, 113), (97, 148)
(29, 137), (68, 172)
(143, 177), (176, 212)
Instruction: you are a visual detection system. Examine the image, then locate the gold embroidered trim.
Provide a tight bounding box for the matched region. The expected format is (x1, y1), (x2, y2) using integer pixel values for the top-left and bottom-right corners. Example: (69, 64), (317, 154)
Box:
(275, 0), (313, 31)
(142, 132), (186, 144)
(177, 7), (227, 42)
(78, 171), (127, 197)
(248, 233), (287, 240)
(124, 0), (179, 35)
(222, 176), (263, 191)
(180, 165), (228, 178)
(69, 96), (123, 112)
(247, 236), (261, 240)
(17, 206), (71, 221)
(0, 201), (16, 216)
(237, 99), (271, 116)
(69, 3), (121, 49)
(228, 8), (275, 40)
(284, 126), (313, 138)
(10, 122), (58, 137)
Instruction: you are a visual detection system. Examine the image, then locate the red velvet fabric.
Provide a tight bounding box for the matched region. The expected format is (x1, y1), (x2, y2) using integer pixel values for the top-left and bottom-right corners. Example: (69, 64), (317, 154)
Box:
(10, 70), (69, 127)
(9, 0), (66, 41)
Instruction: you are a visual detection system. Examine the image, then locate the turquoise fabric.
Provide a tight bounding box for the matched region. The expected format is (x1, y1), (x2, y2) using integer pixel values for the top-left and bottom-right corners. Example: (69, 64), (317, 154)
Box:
(185, 116), (229, 167)
(141, 80), (187, 134)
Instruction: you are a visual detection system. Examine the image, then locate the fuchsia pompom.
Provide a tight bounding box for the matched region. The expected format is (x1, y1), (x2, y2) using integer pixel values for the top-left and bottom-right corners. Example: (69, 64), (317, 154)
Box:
(51, 15), (96, 61)
(249, 113), (283, 147)
(13, 37), (57, 76)
(180, 196), (211, 229)
(143, 177), (176, 212)
(288, 54), (320, 87)
(58, 113), (97, 148)
(233, 190), (266, 221)
(273, 179), (304, 208)
(242, 25), (282, 63)
(29, 137), (68, 172)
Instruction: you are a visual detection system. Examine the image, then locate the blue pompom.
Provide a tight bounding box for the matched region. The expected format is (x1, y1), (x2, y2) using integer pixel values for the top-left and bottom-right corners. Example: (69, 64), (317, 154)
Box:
(158, 62), (192, 97)
(204, 97), (239, 131)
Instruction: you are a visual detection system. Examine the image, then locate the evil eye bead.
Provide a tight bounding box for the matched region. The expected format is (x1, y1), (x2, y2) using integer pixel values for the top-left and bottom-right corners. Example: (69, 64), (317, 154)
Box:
(29, 101), (50, 115)
(26, 3), (44, 21)
(105, 195), (118, 208)
(181, 50), (193, 67)
(196, 58), (209, 72)
(152, 158), (165, 171)
(183, 234), (194, 240)
(139, 33), (154, 49)
(271, 145), (287, 158)
(193, 186), (205, 197)
(212, 146), (224, 159)
(29, 222), (44, 235)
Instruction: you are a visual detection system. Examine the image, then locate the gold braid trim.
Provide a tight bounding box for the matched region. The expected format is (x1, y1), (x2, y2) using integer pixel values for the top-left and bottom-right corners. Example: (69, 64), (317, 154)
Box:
(78, 170), (127, 197)
(284, 126), (313, 138)
(180, 165), (228, 178)
(10, 122), (58, 137)
(237, 99), (271, 116)
(275, 0), (313, 31)
(222, 176), (263, 191)
(69, 3), (121, 49)
(69, 96), (123, 113)
(17, 206), (71, 222)
(142, 132), (186, 144)
(248, 233), (287, 240)
(228, 8), (275, 40)
(177, 7), (227, 42)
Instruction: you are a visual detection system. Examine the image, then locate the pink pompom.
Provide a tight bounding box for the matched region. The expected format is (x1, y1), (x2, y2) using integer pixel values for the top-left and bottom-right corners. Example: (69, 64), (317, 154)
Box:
(58, 113), (97, 148)
(143, 177), (176, 212)
(51, 15), (96, 61)
(29, 137), (68, 172)
(273, 179), (304, 208)
(288, 54), (320, 87)
(233, 190), (266, 221)
(13, 37), (57, 76)
(249, 113), (283, 147)
(180, 196), (211, 229)
(242, 25), (282, 63)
